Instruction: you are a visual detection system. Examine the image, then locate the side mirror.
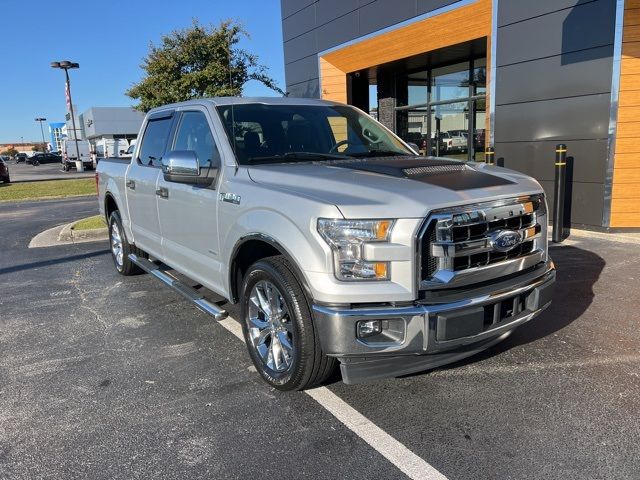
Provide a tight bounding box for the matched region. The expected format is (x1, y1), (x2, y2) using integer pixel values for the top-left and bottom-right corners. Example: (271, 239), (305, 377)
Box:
(162, 150), (214, 186)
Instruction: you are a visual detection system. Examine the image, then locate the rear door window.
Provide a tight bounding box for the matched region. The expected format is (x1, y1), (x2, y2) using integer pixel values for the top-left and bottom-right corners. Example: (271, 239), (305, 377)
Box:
(138, 116), (173, 167)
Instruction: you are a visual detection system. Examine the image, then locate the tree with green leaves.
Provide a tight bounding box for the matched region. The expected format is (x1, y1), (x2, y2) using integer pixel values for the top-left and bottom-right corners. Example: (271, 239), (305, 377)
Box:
(127, 20), (283, 112)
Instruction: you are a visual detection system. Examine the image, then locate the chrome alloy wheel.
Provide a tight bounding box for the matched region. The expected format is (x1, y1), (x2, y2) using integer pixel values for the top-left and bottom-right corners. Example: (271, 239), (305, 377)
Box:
(247, 280), (294, 373)
(110, 222), (124, 268)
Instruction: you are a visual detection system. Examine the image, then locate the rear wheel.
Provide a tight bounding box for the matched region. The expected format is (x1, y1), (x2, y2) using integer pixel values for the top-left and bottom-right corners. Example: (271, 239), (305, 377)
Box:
(108, 210), (146, 276)
(240, 256), (336, 391)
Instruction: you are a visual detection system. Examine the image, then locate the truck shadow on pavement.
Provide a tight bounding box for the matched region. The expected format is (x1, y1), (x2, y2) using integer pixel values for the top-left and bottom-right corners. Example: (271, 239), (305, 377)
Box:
(0, 249), (110, 276)
(405, 244), (606, 378)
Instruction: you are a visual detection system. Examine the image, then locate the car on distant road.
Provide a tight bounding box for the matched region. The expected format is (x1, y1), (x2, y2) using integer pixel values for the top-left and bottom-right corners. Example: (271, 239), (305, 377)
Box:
(28, 152), (62, 165)
(0, 157), (10, 183)
(14, 153), (28, 164)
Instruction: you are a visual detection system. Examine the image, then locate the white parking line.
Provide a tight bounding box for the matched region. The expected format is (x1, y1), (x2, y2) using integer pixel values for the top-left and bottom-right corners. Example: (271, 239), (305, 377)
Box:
(217, 316), (447, 480)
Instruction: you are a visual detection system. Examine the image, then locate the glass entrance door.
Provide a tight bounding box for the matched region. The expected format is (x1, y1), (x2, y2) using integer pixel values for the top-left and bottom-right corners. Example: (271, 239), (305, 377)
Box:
(398, 57), (487, 162)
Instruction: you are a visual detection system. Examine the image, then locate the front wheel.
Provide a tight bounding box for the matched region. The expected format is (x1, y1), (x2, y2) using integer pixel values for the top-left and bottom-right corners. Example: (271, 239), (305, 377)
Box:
(240, 256), (336, 391)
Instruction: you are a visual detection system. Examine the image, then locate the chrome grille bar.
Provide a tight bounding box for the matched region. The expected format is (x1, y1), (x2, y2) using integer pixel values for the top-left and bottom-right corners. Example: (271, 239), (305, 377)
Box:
(418, 195), (547, 290)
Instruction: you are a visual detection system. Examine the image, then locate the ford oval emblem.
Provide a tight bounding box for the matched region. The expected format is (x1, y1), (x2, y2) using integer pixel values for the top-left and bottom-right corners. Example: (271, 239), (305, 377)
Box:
(490, 230), (522, 253)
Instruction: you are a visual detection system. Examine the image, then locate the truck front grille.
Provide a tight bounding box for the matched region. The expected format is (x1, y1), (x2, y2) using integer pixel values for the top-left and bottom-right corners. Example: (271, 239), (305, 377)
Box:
(419, 195), (547, 289)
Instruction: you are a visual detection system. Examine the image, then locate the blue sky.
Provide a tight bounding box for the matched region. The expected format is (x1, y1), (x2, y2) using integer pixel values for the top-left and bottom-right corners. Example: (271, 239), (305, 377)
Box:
(0, 0), (285, 143)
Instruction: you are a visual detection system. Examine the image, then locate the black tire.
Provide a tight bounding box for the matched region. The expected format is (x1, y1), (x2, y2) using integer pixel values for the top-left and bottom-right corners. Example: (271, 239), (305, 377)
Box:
(63, 162), (69, 172)
(240, 255), (336, 391)
(108, 210), (146, 276)
(2, 176), (9, 184)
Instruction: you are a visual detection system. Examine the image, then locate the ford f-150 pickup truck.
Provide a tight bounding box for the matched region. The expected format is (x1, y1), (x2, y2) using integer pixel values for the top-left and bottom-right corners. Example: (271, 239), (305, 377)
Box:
(97, 97), (555, 391)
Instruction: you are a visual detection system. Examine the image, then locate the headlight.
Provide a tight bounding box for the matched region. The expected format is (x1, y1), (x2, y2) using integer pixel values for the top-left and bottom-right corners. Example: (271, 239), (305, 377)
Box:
(317, 219), (394, 281)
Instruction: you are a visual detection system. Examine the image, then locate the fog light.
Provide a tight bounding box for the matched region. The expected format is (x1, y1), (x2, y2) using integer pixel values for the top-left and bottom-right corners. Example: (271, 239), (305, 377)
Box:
(357, 320), (382, 338)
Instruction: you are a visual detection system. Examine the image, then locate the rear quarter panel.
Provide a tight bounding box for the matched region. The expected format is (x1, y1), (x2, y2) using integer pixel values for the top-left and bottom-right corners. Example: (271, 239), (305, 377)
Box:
(98, 158), (132, 236)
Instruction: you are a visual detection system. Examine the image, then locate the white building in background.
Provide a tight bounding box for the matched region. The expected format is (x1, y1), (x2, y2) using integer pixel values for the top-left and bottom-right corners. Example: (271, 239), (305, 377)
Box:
(80, 107), (144, 157)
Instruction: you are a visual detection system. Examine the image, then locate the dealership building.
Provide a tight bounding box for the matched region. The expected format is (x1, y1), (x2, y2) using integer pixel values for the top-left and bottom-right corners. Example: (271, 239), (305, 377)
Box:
(280, 0), (639, 229)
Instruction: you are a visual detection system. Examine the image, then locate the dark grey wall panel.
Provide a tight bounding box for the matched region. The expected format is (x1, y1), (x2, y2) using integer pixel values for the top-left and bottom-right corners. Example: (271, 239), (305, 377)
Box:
(282, 4), (316, 41)
(316, 0), (359, 25)
(495, 94), (610, 143)
(539, 180), (604, 226)
(417, 0), (459, 15)
(284, 31), (318, 64)
(359, 0), (417, 36)
(286, 78), (321, 97)
(284, 56), (320, 85)
(495, 46), (613, 105)
(496, 140), (607, 183)
(282, 0), (315, 19)
(497, 0), (593, 27)
(496, 0), (616, 66)
(316, 11), (360, 52)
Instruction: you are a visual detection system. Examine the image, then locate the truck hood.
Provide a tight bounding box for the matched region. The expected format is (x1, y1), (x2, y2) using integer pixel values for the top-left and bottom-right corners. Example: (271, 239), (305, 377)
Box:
(247, 156), (545, 218)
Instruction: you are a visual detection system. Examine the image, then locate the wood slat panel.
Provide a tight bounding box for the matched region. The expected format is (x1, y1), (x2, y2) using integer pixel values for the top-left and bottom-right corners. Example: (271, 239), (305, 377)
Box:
(322, 0), (491, 73)
(625, 5), (640, 25)
(319, 58), (347, 103)
(626, 0), (640, 10)
(612, 168), (640, 183)
(616, 105), (640, 123)
(618, 89), (640, 107)
(624, 24), (640, 43)
(611, 200), (640, 212)
(614, 122), (640, 139)
(614, 136), (640, 154)
(622, 41), (640, 58)
(611, 182), (640, 199)
(610, 212), (640, 227)
(620, 56), (640, 76)
(619, 73), (640, 92)
(613, 153), (640, 169)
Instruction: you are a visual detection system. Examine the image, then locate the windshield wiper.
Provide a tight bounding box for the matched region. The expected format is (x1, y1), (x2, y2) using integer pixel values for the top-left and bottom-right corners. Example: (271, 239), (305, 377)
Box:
(349, 150), (412, 158)
(248, 151), (351, 164)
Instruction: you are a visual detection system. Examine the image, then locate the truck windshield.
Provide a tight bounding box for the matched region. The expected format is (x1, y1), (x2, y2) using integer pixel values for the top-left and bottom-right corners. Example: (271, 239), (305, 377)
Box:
(216, 103), (413, 165)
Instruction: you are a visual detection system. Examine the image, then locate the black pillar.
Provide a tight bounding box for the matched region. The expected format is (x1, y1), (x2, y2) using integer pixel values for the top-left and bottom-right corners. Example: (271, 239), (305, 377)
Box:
(348, 71), (370, 113)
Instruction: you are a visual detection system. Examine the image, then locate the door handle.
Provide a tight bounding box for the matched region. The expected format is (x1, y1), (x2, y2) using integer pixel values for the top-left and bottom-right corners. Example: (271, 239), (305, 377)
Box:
(126, 179), (135, 190)
(155, 187), (169, 199)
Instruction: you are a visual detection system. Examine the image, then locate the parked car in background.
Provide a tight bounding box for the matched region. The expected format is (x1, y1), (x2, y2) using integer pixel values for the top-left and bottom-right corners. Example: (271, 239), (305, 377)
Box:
(445, 130), (468, 153)
(474, 129), (486, 150)
(433, 131), (465, 154)
(14, 153), (28, 163)
(97, 97), (555, 390)
(27, 152), (62, 165)
(0, 156), (10, 183)
(62, 139), (93, 171)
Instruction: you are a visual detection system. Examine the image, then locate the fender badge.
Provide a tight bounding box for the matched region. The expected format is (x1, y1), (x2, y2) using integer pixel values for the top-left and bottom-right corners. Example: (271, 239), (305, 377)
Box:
(219, 193), (241, 205)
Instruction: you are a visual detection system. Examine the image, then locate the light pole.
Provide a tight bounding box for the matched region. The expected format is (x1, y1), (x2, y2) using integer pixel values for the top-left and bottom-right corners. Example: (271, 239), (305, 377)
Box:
(35, 117), (47, 152)
(50, 60), (82, 172)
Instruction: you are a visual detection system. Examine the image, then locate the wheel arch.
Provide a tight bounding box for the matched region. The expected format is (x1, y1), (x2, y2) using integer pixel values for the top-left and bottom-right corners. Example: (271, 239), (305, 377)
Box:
(228, 234), (313, 304)
(104, 192), (119, 222)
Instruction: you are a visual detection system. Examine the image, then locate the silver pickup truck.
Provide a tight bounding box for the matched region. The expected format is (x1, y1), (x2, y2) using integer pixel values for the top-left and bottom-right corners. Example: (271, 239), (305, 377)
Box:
(97, 97), (555, 390)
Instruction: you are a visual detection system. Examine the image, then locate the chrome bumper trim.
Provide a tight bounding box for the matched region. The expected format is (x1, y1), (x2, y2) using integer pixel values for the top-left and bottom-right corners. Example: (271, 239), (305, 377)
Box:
(312, 260), (555, 358)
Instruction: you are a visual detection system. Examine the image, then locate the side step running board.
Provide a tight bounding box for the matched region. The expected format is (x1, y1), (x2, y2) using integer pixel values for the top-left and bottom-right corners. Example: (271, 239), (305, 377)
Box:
(129, 254), (228, 321)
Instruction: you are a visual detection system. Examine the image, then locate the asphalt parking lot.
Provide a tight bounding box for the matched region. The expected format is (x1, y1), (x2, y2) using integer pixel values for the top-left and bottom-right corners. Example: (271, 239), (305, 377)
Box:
(7, 161), (94, 183)
(1, 196), (639, 479)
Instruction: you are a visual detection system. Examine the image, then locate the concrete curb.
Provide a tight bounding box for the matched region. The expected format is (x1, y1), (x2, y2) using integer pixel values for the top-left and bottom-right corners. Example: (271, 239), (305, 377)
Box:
(29, 219), (108, 248)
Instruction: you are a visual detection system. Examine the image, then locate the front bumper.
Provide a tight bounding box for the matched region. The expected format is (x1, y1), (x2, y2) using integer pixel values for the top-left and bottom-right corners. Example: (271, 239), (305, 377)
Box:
(312, 260), (556, 384)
